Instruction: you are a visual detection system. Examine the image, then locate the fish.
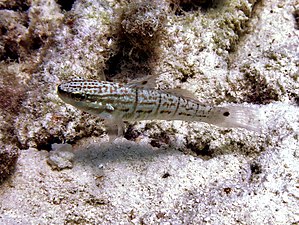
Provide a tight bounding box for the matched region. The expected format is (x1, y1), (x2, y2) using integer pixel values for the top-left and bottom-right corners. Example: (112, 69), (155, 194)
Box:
(57, 78), (261, 139)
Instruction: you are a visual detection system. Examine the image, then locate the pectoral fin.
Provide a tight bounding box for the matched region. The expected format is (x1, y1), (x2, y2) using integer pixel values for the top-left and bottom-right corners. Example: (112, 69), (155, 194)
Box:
(104, 119), (125, 142)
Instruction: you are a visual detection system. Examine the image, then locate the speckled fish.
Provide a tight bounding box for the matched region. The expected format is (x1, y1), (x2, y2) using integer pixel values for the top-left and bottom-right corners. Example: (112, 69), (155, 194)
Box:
(57, 78), (261, 137)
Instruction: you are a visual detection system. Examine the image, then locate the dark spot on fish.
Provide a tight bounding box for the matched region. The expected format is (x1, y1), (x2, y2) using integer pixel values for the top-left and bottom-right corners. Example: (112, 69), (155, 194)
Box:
(223, 111), (230, 117)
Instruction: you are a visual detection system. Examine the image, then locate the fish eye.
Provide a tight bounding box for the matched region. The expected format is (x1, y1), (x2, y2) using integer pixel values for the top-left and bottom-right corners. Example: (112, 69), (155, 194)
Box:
(223, 111), (230, 117)
(71, 92), (85, 101)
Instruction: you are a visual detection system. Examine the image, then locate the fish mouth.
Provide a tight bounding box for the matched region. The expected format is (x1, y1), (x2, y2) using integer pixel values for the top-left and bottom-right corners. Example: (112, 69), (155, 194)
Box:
(57, 83), (71, 100)
(57, 83), (67, 95)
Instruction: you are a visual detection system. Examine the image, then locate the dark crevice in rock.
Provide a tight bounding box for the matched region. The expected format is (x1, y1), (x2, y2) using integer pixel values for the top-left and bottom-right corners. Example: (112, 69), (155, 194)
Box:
(36, 135), (63, 151)
(0, 0), (30, 11)
(0, 145), (19, 185)
(124, 125), (141, 141)
(226, 0), (264, 54)
(293, 9), (299, 29)
(186, 142), (214, 160)
(0, 66), (28, 148)
(250, 0), (265, 18)
(150, 131), (170, 148)
(170, 0), (226, 15)
(239, 66), (280, 104)
(56, 0), (75, 11)
(104, 1), (166, 81)
(249, 161), (263, 183)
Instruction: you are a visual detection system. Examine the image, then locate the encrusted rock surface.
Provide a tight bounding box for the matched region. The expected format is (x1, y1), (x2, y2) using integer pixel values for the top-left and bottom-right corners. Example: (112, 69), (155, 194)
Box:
(0, 0), (298, 224)
(0, 145), (18, 184)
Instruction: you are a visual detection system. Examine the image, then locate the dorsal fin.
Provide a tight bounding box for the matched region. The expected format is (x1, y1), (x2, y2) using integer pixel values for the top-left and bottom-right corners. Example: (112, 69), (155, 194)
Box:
(126, 75), (157, 89)
(164, 88), (198, 100)
(126, 70), (172, 89)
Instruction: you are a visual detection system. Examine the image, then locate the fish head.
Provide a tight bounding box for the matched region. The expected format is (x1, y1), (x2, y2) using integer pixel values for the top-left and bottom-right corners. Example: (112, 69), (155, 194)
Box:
(57, 79), (115, 119)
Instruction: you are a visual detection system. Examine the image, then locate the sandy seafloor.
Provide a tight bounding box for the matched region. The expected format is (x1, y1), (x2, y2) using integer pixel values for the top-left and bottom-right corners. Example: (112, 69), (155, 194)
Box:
(0, 0), (298, 224)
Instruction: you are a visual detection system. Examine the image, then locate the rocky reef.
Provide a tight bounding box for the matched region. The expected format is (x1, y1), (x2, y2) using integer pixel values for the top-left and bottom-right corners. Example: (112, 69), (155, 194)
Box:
(0, 0), (298, 224)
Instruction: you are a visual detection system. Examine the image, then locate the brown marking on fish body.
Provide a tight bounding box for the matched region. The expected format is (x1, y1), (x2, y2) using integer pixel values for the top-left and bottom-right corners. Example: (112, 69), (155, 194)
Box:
(178, 112), (192, 117)
(173, 97), (181, 116)
(136, 109), (153, 114)
(160, 110), (172, 114)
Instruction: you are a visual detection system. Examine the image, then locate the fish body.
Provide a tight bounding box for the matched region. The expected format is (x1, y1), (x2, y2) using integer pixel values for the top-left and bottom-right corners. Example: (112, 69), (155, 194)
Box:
(57, 78), (261, 132)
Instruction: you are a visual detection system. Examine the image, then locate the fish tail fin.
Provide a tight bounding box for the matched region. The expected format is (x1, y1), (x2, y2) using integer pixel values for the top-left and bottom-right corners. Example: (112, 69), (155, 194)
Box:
(209, 105), (262, 132)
